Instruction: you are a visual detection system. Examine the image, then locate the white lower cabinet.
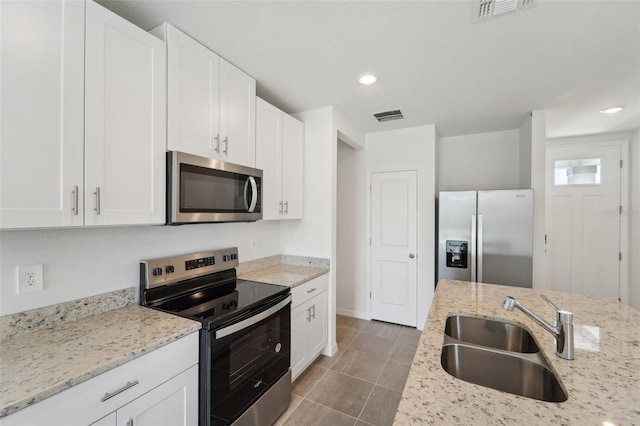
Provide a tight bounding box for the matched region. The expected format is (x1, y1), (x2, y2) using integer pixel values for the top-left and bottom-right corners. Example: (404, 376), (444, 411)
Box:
(290, 275), (329, 381)
(102, 365), (198, 426)
(2, 333), (198, 426)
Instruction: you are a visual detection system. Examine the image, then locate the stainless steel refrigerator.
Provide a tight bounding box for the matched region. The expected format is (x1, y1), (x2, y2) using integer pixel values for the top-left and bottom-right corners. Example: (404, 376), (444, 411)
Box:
(437, 189), (533, 288)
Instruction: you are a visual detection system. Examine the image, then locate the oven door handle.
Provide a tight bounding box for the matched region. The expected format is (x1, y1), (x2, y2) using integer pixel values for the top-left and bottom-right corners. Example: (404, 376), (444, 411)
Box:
(215, 295), (291, 340)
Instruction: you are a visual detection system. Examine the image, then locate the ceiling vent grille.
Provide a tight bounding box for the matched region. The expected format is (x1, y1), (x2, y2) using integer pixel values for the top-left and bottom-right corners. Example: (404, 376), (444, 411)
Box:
(373, 109), (404, 123)
(477, 0), (534, 20)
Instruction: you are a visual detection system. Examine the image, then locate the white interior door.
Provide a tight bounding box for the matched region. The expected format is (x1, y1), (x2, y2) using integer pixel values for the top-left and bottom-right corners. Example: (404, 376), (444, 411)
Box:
(546, 144), (622, 299)
(370, 171), (417, 327)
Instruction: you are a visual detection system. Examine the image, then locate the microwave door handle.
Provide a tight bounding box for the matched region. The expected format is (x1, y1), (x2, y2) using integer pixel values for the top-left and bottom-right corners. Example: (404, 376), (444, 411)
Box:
(243, 178), (250, 210)
(248, 176), (258, 213)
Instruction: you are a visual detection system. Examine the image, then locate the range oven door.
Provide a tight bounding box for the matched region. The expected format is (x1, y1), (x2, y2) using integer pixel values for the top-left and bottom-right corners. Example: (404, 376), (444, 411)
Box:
(167, 151), (262, 224)
(202, 295), (291, 426)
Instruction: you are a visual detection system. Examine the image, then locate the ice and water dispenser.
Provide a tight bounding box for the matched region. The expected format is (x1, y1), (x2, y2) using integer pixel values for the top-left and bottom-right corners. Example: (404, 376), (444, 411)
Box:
(445, 240), (468, 269)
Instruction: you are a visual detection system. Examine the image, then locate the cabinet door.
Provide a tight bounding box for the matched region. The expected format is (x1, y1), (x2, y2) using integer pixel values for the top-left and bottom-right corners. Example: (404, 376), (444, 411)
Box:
(307, 292), (328, 358)
(117, 365), (198, 426)
(290, 303), (309, 381)
(85, 0), (166, 226)
(90, 412), (116, 426)
(166, 24), (221, 158)
(281, 114), (304, 219)
(219, 59), (256, 167)
(256, 98), (283, 220)
(0, 0), (84, 229)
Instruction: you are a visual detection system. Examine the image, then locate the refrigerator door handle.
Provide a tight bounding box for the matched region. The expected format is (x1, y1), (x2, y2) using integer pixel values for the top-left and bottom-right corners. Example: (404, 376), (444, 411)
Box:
(471, 214), (477, 282)
(477, 214), (484, 283)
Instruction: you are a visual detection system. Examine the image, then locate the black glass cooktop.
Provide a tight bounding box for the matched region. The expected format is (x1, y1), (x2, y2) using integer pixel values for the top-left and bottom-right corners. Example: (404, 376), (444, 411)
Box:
(151, 278), (289, 329)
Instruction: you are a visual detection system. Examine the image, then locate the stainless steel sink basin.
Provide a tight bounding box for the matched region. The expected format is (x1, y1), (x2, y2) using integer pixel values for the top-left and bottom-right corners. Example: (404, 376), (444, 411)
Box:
(444, 314), (539, 353)
(441, 343), (567, 402)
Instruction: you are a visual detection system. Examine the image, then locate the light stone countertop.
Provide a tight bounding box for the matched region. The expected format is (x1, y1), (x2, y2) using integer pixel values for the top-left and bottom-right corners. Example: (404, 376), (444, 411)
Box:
(395, 280), (640, 425)
(239, 263), (328, 288)
(0, 304), (201, 418)
(237, 255), (329, 288)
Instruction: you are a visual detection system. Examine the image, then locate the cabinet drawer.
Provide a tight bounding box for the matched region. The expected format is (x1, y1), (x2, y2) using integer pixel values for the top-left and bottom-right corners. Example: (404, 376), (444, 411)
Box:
(2, 332), (199, 426)
(292, 274), (328, 308)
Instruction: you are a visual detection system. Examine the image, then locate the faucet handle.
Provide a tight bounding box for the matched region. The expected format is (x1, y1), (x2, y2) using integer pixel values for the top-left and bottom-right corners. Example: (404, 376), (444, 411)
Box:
(540, 294), (560, 311)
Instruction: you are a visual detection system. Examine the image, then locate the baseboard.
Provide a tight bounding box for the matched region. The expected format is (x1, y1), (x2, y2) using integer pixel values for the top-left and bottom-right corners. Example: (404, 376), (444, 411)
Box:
(335, 308), (370, 320)
(321, 341), (338, 357)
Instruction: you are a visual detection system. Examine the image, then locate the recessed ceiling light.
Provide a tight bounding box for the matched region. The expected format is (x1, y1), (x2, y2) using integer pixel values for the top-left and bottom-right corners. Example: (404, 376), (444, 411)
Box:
(358, 74), (377, 85)
(600, 105), (625, 114)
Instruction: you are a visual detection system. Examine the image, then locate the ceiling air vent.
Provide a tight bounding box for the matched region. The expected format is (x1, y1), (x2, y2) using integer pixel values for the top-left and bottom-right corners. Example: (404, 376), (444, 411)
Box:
(477, 0), (534, 20)
(373, 109), (404, 123)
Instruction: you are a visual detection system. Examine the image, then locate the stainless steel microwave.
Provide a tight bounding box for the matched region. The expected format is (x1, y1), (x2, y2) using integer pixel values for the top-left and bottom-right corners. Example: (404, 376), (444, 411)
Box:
(167, 152), (262, 224)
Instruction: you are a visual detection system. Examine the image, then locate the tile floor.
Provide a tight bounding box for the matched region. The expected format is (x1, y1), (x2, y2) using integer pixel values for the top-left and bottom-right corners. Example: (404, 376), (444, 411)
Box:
(275, 315), (422, 426)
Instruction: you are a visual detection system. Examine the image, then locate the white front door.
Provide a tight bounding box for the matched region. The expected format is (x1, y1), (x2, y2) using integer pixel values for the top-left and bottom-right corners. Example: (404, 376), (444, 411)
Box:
(370, 171), (418, 327)
(545, 144), (622, 299)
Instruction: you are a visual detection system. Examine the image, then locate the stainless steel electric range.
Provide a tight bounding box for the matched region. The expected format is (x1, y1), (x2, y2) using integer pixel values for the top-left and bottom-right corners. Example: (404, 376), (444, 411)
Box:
(140, 248), (291, 426)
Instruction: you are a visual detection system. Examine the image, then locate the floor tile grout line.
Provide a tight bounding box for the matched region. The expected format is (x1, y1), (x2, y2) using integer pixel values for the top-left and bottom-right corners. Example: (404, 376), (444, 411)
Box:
(300, 394), (362, 423)
(292, 318), (416, 425)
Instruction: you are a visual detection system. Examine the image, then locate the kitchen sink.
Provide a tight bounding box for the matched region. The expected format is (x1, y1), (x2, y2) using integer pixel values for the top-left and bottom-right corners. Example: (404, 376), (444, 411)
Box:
(441, 313), (567, 403)
(441, 343), (567, 402)
(444, 314), (539, 353)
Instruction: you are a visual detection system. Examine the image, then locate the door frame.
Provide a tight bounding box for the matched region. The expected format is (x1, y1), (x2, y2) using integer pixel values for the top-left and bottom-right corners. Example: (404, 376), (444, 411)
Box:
(545, 138), (630, 303)
(366, 167), (423, 328)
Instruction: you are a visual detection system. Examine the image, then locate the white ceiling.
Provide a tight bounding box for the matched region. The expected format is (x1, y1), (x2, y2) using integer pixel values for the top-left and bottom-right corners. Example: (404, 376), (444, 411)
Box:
(99, 0), (640, 138)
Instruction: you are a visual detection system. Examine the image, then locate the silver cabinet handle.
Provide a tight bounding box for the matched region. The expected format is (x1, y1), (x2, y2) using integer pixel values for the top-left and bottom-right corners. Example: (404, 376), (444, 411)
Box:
(284, 201), (289, 214)
(72, 186), (79, 215)
(213, 134), (220, 152)
(306, 307), (311, 322)
(100, 380), (139, 402)
(310, 305), (316, 320)
(279, 201), (283, 214)
(223, 136), (229, 155)
(94, 187), (101, 215)
(126, 420), (133, 426)
(409, 253), (415, 259)
(306, 288), (317, 294)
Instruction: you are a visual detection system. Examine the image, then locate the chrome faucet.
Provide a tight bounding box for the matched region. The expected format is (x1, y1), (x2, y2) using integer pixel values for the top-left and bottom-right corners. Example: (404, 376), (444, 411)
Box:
(501, 295), (574, 360)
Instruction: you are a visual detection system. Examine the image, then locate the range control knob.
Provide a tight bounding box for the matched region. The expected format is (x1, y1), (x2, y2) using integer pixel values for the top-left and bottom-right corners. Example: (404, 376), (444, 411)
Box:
(165, 265), (175, 273)
(230, 301), (238, 308)
(223, 255), (229, 262)
(152, 267), (163, 276)
(222, 303), (231, 310)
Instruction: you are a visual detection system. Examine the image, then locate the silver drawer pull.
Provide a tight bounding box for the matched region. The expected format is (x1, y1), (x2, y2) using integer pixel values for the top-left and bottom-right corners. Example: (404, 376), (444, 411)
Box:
(306, 288), (317, 294)
(126, 419), (133, 426)
(101, 380), (139, 402)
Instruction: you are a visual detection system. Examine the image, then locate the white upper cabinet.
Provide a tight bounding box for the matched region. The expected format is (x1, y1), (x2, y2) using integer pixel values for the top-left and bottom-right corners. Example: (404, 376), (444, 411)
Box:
(154, 24), (256, 167)
(85, 1), (166, 226)
(281, 113), (304, 219)
(0, 0), (85, 229)
(161, 24), (220, 158)
(219, 60), (256, 167)
(256, 98), (283, 220)
(256, 98), (304, 220)
(0, 0), (166, 229)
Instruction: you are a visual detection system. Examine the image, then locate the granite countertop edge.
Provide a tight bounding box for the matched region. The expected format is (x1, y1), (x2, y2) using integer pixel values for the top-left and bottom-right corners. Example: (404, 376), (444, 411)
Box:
(394, 280), (640, 425)
(237, 262), (329, 288)
(0, 306), (201, 418)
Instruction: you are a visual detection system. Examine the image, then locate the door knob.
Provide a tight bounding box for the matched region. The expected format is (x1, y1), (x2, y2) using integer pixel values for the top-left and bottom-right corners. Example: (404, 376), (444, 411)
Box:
(409, 253), (415, 259)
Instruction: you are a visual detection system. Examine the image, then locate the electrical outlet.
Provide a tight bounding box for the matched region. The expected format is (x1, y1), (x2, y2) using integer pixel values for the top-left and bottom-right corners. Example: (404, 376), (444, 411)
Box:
(17, 264), (44, 294)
